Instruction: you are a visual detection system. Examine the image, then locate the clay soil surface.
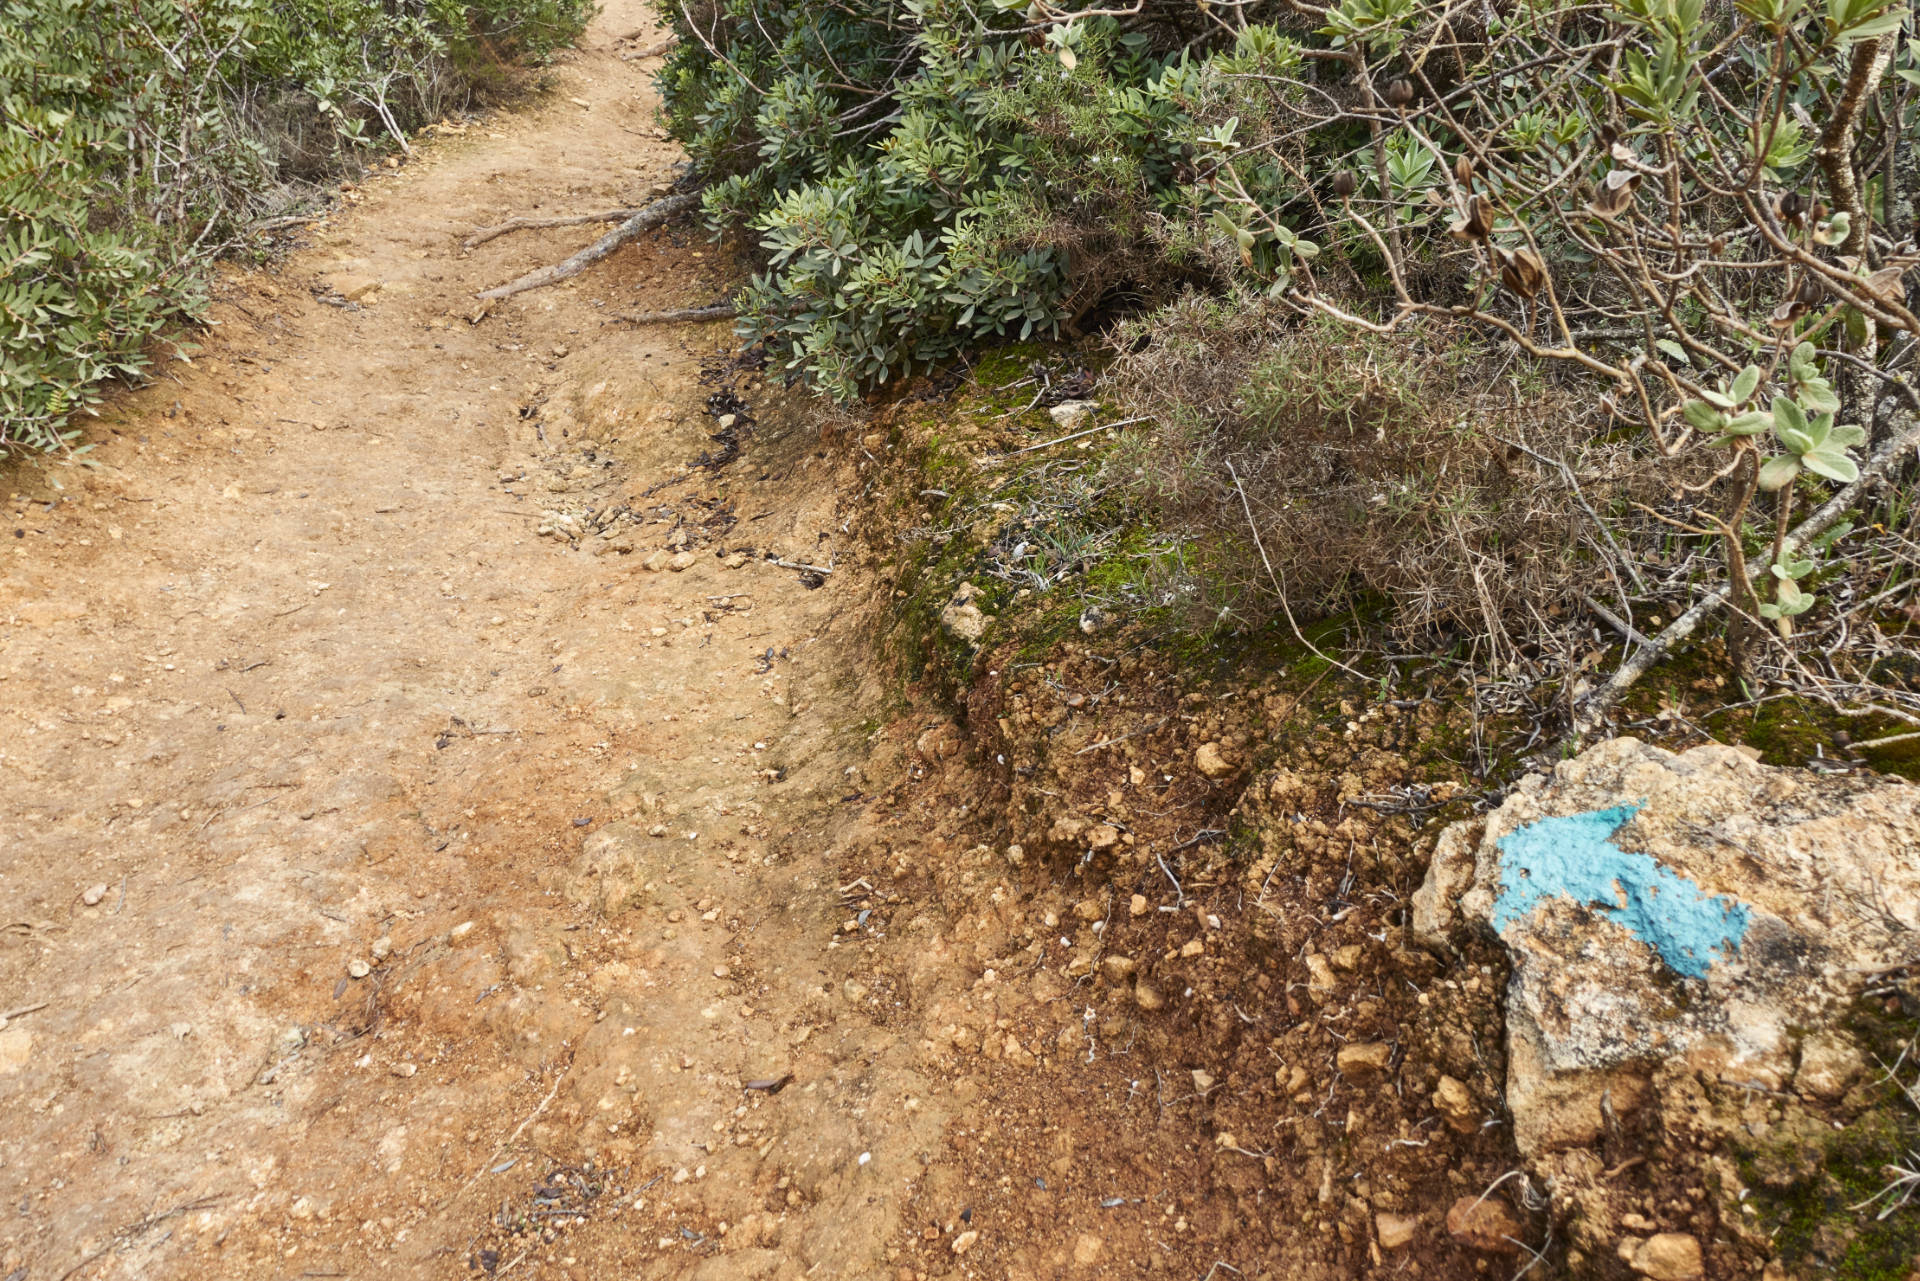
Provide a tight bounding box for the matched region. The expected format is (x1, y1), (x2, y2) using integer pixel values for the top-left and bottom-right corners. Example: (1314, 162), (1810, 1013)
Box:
(0, 6), (1521, 1281)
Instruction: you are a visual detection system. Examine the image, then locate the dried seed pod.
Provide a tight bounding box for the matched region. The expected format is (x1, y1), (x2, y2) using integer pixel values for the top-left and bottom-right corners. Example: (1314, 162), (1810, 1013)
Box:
(1587, 169), (1639, 219)
(1466, 193), (1494, 239)
(1863, 264), (1907, 304)
(1331, 170), (1358, 198)
(1448, 193), (1496, 242)
(1385, 77), (1415, 108)
(1796, 274), (1825, 307)
(1494, 245), (1549, 299)
(1453, 153), (1474, 188)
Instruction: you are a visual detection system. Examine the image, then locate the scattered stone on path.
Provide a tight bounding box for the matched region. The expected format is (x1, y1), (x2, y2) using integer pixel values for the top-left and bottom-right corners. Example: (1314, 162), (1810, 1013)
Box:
(81, 884), (107, 907)
(1132, 981), (1166, 1011)
(1432, 1075), (1476, 1133)
(950, 1230), (978, 1255)
(347, 959), (371, 979)
(1444, 1195), (1523, 1254)
(1335, 1041), (1391, 1083)
(1194, 741), (1234, 779)
(1375, 1212), (1418, 1249)
(1129, 893), (1148, 917)
(668, 551), (697, 571)
(371, 936), (392, 961)
(1793, 1031), (1863, 1101)
(326, 273), (383, 302)
(1048, 400), (1097, 430)
(1618, 1232), (1704, 1280)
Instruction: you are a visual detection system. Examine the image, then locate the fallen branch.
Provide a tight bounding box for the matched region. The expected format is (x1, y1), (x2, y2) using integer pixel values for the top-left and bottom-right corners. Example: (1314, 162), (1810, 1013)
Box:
(769, 556), (833, 575)
(605, 304), (737, 326)
(1566, 409), (1920, 745)
(464, 208), (653, 250)
(476, 192), (700, 301)
(248, 213), (319, 232)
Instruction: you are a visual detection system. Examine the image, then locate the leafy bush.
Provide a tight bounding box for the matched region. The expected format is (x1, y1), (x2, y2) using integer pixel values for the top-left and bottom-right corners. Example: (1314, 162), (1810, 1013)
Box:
(656, 0), (1214, 399)
(0, 0), (592, 452)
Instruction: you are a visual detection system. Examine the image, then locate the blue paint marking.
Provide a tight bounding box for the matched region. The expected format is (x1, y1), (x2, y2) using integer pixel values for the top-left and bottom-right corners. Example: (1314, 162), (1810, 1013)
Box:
(1491, 804), (1750, 980)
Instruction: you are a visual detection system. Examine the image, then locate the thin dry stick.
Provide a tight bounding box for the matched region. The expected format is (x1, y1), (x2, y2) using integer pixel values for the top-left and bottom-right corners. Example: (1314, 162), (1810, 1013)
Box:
(442, 1064), (570, 1209)
(974, 416), (1154, 467)
(1225, 459), (1367, 680)
(476, 192), (700, 301)
(604, 304), (738, 325)
(464, 208), (652, 250)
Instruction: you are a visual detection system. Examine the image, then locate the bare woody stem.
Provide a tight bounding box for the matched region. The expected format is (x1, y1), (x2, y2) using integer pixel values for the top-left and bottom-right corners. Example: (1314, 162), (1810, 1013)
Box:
(1817, 31), (1897, 258)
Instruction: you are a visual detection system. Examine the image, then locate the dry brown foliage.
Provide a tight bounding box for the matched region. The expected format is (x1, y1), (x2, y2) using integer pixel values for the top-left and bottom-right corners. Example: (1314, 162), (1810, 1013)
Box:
(1108, 294), (1713, 659)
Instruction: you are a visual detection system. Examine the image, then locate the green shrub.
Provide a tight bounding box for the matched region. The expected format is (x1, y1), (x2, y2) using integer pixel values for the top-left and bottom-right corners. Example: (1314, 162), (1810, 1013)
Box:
(656, 0), (1210, 399)
(0, 0), (593, 453)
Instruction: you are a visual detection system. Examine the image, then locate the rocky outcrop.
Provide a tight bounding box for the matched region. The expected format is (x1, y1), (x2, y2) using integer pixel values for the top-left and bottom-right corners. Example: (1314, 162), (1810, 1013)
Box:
(1416, 737), (1920, 1269)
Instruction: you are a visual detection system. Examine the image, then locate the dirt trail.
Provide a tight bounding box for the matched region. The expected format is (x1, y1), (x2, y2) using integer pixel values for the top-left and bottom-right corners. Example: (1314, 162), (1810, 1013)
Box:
(0, 5), (979, 1277)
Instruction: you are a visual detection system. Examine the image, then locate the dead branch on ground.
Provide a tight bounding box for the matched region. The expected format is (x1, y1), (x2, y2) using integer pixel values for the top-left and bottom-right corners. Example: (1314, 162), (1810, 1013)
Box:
(604, 304), (737, 325)
(475, 191), (700, 301)
(464, 208), (654, 250)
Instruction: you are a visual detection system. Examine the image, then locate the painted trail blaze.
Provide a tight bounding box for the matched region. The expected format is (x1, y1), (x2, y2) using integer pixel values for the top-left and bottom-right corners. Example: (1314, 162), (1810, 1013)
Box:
(1491, 805), (1751, 980)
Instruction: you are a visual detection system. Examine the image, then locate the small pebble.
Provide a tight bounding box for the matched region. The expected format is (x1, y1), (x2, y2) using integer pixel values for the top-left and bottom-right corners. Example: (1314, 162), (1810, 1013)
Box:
(391, 1062), (417, 1078)
(370, 937), (392, 961)
(348, 958), (372, 979)
(81, 884), (107, 907)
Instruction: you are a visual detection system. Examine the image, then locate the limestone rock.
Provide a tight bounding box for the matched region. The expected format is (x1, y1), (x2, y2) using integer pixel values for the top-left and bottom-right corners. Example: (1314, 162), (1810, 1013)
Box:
(559, 823), (659, 913)
(1794, 1030), (1864, 1101)
(1418, 737), (1920, 1149)
(1415, 737), (1920, 1246)
(939, 581), (989, 642)
(1302, 952), (1337, 1003)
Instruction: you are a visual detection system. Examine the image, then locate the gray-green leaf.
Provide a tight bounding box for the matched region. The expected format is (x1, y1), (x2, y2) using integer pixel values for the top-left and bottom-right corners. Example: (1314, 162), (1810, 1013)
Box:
(1757, 454), (1801, 491)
